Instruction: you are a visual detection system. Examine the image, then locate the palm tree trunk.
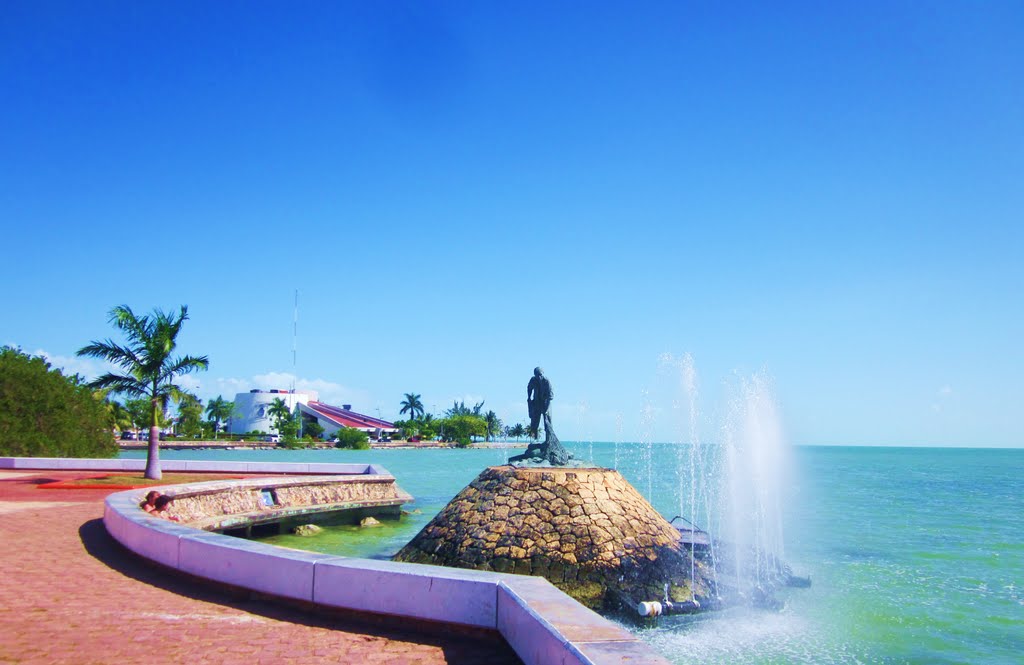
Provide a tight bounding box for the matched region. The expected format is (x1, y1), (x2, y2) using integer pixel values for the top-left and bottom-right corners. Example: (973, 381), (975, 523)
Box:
(145, 393), (162, 480)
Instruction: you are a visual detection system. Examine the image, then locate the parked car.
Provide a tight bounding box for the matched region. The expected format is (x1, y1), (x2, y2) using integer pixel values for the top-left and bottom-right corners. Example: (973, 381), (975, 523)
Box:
(120, 431), (137, 440)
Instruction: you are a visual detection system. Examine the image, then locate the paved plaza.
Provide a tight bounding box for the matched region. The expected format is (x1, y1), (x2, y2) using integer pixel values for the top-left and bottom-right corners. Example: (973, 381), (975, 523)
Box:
(0, 471), (521, 665)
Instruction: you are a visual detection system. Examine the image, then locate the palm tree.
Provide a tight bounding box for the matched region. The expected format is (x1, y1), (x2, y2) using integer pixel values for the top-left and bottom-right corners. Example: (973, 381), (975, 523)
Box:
(445, 400), (485, 417)
(509, 423), (526, 441)
(105, 397), (134, 435)
(484, 410), (503, 442)
(267, 397), (293, 433)
(77, 305), (208, 479)
(399, 393), (424, 421)
(205, 395), (235, 439)
(176, 393), (204, 437)
(446, 400), (468, 417)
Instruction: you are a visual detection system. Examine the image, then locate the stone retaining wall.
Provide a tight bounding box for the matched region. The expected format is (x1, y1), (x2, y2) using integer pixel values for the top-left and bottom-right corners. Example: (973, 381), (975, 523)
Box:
(159, 475), (410, 530)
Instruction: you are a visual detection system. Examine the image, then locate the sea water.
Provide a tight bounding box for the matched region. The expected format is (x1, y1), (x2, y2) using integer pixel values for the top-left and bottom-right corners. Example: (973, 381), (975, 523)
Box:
(122, 444), (1024, 663)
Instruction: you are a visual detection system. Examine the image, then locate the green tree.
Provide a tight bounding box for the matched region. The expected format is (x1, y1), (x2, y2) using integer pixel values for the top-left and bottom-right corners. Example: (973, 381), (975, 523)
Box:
(77, 305), (209, 479)
(124, 397), (155, 434)
(399, 392), (424, 421)
(419, 413), (437, 439)
(508, 423), (527, 441)
(105, 398), (134, 434)
(302, 418), (324, 440)
(267, 397), (293, 433)
(266, 397), (301, 444)
(333, 427), (369, 450)
(445, 400), (484, 417)
(440, 414), (486, 443)
(484, 410), (503, 442)
(176, 393), (204, 437)
(394, 419), (418, 439)
(0, 347), (117, 458)
(204, 395), (235, 439)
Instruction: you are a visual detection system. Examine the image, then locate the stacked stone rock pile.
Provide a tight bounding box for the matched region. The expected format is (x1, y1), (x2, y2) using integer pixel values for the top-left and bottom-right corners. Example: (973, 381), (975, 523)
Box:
(395, 466), (713, 611)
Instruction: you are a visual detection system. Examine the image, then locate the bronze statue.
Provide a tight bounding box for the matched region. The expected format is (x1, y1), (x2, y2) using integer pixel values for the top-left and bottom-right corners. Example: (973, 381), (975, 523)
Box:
(510, 367), (573, 466)
(527, 366), (553, 439)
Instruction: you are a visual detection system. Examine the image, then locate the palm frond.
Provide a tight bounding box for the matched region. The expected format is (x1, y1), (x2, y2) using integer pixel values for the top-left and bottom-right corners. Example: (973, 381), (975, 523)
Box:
(86, 372), (148, 397)
(159, 354), (210, 383)
(77, 339), (143, 370)
(109, 305), (149, 341)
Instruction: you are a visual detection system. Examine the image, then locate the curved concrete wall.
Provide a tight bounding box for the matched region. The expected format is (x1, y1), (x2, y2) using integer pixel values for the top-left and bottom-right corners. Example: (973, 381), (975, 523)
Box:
(3, 458), (668, 665)
(0, 457), (384, 475)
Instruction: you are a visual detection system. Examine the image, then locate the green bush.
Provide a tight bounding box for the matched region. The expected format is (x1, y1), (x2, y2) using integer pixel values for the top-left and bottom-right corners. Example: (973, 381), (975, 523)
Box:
(440, 414), (486, 443)
(455, 436), (472, 448)
(334, 427), (369, 450)
(302, 420), (324, 440)
(0, 347), (117, 458)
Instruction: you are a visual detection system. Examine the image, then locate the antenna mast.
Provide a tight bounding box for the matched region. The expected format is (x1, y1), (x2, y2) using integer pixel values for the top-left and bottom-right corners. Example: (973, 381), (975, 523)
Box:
(292, 289), (298, 392)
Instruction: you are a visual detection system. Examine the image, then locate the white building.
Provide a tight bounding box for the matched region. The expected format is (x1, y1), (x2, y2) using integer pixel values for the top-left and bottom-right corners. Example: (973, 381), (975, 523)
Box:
(229, 389), (316, 435)
(229, 389), (397, 439)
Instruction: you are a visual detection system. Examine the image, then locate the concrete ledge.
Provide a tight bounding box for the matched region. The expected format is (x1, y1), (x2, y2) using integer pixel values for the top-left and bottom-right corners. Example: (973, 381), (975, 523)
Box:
(0, 457), (377, 475)
(314, 557), (506, 629)
(180, 533), (337, 601)
(83, 459), (669, 665)
(498, 577), (669, 665)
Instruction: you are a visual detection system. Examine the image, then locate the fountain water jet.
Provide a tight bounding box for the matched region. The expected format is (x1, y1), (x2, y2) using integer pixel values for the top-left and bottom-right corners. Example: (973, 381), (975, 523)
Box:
(642, 358), (800, 612)
(714, 369), (792, 601)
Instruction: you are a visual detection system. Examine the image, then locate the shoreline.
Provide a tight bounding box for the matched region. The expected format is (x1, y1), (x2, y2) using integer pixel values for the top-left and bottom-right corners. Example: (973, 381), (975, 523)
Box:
(120, 440), (529, 452)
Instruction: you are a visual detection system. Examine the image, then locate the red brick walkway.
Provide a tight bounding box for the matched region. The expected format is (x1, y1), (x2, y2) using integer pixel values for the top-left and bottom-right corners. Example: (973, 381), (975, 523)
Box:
(0, 471), (520, 665)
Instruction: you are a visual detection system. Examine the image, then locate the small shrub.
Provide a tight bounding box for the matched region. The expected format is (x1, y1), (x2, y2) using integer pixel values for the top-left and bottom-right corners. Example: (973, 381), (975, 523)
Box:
(334, 428), (369, 450)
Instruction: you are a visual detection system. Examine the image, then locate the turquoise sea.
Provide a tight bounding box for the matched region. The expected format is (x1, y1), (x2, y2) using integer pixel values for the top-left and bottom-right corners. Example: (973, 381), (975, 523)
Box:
(122, 444), (1023, 664)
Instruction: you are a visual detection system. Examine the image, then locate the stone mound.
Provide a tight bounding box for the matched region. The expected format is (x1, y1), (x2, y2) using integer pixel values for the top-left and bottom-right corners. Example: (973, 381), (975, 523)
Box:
(394, 466), (713, 611)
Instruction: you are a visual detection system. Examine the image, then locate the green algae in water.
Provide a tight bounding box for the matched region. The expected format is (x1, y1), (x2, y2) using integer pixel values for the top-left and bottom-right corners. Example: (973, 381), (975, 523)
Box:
(258, 515), (421, 560)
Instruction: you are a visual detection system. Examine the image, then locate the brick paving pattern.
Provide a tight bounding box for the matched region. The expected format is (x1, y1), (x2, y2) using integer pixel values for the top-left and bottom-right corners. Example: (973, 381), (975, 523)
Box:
(0, 471), (521, 665)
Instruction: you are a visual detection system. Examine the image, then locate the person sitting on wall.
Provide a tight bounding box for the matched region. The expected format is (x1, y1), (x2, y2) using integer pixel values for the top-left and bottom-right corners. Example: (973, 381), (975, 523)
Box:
(140, 490), (161, 513)
(152, 495), (180, 521)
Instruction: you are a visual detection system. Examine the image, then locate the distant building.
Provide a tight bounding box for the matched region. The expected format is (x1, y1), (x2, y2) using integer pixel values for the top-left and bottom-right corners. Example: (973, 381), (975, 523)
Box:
(300, 401), (397, 440)
(229, 389), (396, 439)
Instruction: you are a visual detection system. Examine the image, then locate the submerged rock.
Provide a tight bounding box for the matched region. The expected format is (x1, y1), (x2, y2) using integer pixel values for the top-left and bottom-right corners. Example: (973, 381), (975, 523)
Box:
(293, 524), (323, 536)
(360, 516), (381, 527)
(394, 466), (714, 612)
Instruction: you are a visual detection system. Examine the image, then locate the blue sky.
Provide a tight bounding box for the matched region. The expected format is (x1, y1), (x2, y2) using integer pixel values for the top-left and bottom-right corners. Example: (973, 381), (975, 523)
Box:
(2, 2), (1021, 447)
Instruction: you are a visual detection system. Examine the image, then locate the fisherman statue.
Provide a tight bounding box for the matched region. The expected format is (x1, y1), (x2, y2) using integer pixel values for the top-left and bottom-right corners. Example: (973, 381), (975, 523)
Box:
(509, 367), (573, 466)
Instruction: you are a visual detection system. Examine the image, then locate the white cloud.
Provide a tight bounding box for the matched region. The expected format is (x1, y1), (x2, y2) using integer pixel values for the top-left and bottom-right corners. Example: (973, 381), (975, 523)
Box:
(434, 394), (487, 414)
(13, 350), (375, 413)
(210, 372), (371, 410)
(177, 374), (204, 394)
(931, 385), (954, 413)
(29, 348), (115, 380)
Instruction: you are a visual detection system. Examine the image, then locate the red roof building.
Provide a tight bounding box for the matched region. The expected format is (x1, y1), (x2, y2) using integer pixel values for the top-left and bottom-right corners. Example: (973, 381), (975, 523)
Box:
(300, 401), (397, 436)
